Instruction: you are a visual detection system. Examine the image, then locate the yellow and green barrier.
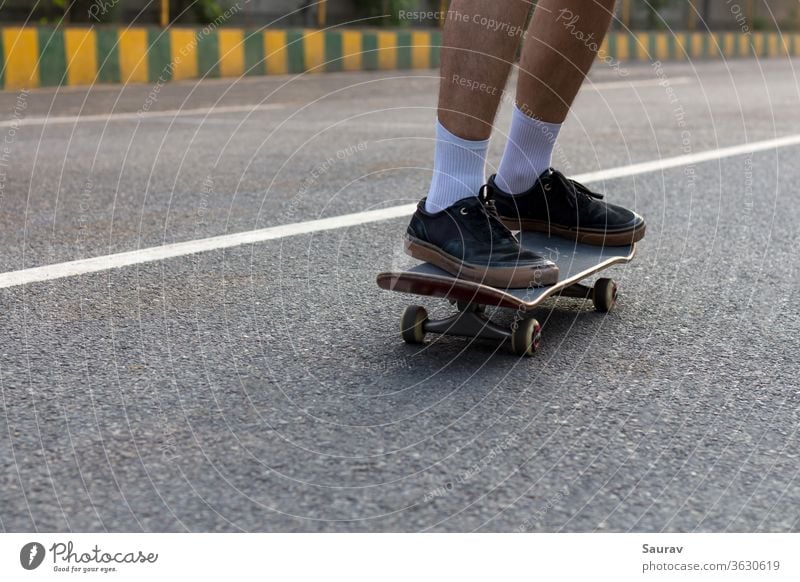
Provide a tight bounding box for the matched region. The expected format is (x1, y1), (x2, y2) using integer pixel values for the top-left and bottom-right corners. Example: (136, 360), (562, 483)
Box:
(600, 31), (800, 62)
(0, 27), (443, 90)
(1, 27), (798, 91)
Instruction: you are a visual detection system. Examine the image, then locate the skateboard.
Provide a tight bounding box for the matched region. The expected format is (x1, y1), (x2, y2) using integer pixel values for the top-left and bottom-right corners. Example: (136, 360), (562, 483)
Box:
(376, 231), (636, 356)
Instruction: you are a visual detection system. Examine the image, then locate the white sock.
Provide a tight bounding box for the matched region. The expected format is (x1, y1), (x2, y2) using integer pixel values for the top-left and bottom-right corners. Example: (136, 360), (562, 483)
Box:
(495, 105), (562, 195)
(425, 119), (489, 213)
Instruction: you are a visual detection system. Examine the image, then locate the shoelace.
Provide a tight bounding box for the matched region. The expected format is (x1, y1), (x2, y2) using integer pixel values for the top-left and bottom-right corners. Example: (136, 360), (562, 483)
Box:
(547, 169), (604, 210)
(461, 190), (518, 243)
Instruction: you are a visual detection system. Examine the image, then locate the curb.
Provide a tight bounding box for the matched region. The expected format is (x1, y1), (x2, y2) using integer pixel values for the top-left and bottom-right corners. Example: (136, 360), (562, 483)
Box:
(602, 30), (799, 63)
(0, 28), (796, 91)
(0, 27), (442, 91)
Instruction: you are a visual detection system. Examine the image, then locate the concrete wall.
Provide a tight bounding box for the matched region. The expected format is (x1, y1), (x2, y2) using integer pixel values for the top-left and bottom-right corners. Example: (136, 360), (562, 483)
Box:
(0, 26), (443, 90)
(2, 26), (795, 92)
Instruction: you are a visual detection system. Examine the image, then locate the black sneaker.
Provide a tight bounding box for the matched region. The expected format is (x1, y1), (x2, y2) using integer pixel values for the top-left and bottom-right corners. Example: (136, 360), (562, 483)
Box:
(486, 169), (646, 246)
(405, 195), (559, 288)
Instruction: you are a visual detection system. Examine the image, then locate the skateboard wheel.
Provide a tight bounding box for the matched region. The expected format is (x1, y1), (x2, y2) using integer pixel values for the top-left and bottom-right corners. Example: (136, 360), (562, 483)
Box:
(400, 305), (428, 344)
(593, 278), (617, 312)
(511, 318), (541, 356)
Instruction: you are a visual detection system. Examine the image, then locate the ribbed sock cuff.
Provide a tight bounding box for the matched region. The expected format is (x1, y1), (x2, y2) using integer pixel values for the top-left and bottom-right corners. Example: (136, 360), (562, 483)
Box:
(425, 120), (490, 213)
(495, 105), (562, 195)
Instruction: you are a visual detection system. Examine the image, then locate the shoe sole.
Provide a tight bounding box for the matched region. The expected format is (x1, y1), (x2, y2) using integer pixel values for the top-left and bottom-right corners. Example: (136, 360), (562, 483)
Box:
(498, 217), (646, 246)
(404, 236), (559, 288)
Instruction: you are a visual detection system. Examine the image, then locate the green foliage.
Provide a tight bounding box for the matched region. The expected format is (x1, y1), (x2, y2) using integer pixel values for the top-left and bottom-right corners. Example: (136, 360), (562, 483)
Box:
(193, 0), (224, 24)
(637, 0), (670, 30)
(751, 16), (768, 31)
(91, 0), (121, 23)
(353, 0), (420, 26)
(389, 0), (419, 25)
(34, 0), (120, 23)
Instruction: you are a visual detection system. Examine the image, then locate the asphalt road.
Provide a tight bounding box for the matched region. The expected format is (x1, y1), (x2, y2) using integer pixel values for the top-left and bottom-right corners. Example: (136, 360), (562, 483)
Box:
(1, 57), (799, 532)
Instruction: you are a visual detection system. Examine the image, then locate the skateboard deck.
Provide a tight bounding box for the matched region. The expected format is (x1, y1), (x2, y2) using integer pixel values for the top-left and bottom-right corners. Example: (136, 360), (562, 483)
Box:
(377, 231), (636, 356)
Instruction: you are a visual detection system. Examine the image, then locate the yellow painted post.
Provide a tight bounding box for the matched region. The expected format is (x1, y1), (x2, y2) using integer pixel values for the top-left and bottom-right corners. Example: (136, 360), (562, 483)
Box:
(264, 30), (288, 74)
(752, 32), (764, 56)
(377, 31), (397, 70)
(636, 32), (649, 61)
(723, 33), (735, 59)
(411, 31), (430, 69)
(317, 0), (327, 28)
(738, 33), (749, 57)
(303, 29), (325, 72)
(170, 28), (198, 80)
(341, 30), (362, 71)
(118, 28), (149, 83)
(218, 29), (245, 77)
(617, 33), (629, 60)
(64, 28), (98, 86)
(1, 27), (40, 89)
(161, 0), (169, 28)
(779, 33), (789, 56)
(767, 32), (778, 57)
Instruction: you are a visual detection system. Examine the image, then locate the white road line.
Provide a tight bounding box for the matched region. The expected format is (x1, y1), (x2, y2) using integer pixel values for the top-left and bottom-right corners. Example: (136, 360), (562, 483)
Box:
(575, 133), (800, 183)
(1, 133), (799, 290)
(585, 77), (692, 91)
(0, 103), (285, 128)
(0, 204), (418, 290)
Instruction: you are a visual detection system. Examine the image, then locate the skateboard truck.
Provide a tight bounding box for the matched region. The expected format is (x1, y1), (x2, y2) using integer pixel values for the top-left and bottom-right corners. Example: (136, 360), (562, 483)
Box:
(398, 278), (618, 357)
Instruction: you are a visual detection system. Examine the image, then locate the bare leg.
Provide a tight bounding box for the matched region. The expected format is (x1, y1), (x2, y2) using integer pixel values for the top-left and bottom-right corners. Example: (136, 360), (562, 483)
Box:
(405, 0), (564, 288)
(438, 0), (532, 140)
(516, 0), (616, 122)
(424, 0), (532, 212)
(490, 0), (646, 246)
(495, 0), (616, 193)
